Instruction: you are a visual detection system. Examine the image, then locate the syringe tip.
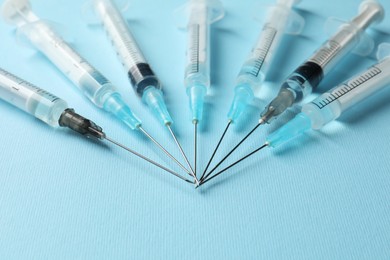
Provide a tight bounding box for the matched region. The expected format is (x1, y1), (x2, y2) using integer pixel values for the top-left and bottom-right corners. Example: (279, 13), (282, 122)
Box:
(260, 87), (296, 124)
(227, 84), (254, 123)
(259, 105), (276, 124)
(142, 87), (173, 126)
(186, 84), (207, 123)
(266, 112), (312, 148)
(103, 92), (142, 130)
(59, 108), (106, 140)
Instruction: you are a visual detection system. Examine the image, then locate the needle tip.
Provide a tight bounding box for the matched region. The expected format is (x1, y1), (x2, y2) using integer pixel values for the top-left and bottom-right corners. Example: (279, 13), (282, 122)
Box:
(194, 178), (200, 186)
(167, 124), (197, 179)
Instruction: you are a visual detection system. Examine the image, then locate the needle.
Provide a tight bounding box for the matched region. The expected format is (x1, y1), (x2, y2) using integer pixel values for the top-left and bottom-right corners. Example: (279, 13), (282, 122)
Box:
(137, 126), (192, 176)
(104, 136), (194, 184)
(166, 124), (199, 185)
(86, 125), (195, 184)
(201, 121), (263, 182)
(194, 121), (198, 178)
(199, 143), (269, 186)
(199, 120), (231, 181)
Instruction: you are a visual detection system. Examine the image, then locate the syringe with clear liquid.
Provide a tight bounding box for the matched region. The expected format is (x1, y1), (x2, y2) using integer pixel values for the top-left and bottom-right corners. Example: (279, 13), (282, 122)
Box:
(0, 0), (194, 178)
(0, 68), (194, 183)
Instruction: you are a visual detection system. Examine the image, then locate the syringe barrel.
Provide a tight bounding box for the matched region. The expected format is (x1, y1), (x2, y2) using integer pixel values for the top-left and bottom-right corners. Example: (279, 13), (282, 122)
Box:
(267, 55), (390, 148)
(18, 20), (117, 108)
(184, 0), (211, 91)
(93, 0), (161, 97)
(283, 0), (384, 103)
(0, 68), (68, 127)
(303, 56), (390, 129)
(236, 3), (294, 91)
(229, 1), (300, 123)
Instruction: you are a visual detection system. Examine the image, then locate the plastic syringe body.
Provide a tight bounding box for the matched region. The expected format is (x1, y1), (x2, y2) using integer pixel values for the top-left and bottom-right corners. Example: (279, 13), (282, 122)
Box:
(92, 0), (172, 126)
(267, 55), (390, 148)
(228, 0), (301, 123)
(0, 68), (106, 139)
(0, 0), (141, 130)
(183, 0), (223, 123)
(260, 0), (384, 124)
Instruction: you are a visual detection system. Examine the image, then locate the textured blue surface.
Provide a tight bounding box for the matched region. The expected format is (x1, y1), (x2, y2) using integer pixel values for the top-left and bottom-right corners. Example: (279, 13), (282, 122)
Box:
(1, 0), (390, 259)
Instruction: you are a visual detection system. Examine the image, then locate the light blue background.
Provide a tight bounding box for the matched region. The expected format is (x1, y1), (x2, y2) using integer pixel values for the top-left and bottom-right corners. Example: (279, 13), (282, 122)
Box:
(1, 0), (390, 259)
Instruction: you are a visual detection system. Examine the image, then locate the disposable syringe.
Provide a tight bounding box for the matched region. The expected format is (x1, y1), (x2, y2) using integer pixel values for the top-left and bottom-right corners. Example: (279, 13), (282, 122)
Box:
(176, 0), (224, 175)
(267, 49), (390, 148)
(202, 0), (303, 180)
(0, 68), (194, 183)
(201, 0), (385, 181)
(200, 45), (390, 186)
(260, 0), (384, 124)
(228, 0), (303, 123)
(90, 0), (198, 183)
(0, 0), (193, 177)
(182, 0), (224, 123)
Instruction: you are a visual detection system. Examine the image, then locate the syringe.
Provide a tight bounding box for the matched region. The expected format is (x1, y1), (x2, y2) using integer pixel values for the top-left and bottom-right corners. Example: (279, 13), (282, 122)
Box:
(201, 0), (384, 181)
(260, 0), (384, 124)
(202, 0), (303, 180)
(0, 0), (193, 178)
(0, 68), (194, 184)
(200, 44), (390, 186)
(176, 0), (224, 176)
(228, 0), (303, 124)
(90, 0), (198, 183)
